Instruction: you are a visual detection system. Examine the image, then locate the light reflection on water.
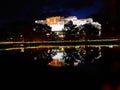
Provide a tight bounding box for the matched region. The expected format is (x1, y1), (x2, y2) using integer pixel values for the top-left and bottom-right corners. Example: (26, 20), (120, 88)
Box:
(1, 45), (120, 89)
(0, 45), (119, 67)
(48, 46), (102, 67)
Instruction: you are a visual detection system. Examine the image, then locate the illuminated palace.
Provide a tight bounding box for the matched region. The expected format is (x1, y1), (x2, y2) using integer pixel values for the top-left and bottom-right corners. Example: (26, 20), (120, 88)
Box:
(33, 16), (101, 40)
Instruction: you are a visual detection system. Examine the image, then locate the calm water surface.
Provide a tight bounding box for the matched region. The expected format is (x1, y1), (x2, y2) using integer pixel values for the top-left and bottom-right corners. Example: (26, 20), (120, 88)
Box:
(0, 45), (120, 89)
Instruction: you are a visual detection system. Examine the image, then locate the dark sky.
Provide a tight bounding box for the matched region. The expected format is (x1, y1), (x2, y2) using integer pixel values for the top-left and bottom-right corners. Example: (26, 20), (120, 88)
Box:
(0, 0), (119, 34)
(0, 0), (102, 29)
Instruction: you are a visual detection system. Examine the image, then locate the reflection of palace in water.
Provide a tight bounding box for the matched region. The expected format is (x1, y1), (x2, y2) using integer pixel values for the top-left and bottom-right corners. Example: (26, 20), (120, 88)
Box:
(48, 46), (102, 67)
(0, 41), (103, 67)
(24, 46), (101, 67)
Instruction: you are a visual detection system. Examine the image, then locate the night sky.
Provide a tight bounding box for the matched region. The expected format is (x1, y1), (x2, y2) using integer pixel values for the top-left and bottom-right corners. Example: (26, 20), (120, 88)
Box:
(0, 0), (119, 33)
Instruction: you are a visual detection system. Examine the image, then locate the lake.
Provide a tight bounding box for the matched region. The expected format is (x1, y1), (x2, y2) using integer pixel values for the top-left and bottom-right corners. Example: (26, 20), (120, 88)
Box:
(0, 43), (120, 89)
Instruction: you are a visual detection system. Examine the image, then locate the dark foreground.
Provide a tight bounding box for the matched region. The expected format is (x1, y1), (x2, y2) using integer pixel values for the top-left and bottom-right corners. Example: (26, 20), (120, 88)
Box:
(0, 45), (120, 90)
